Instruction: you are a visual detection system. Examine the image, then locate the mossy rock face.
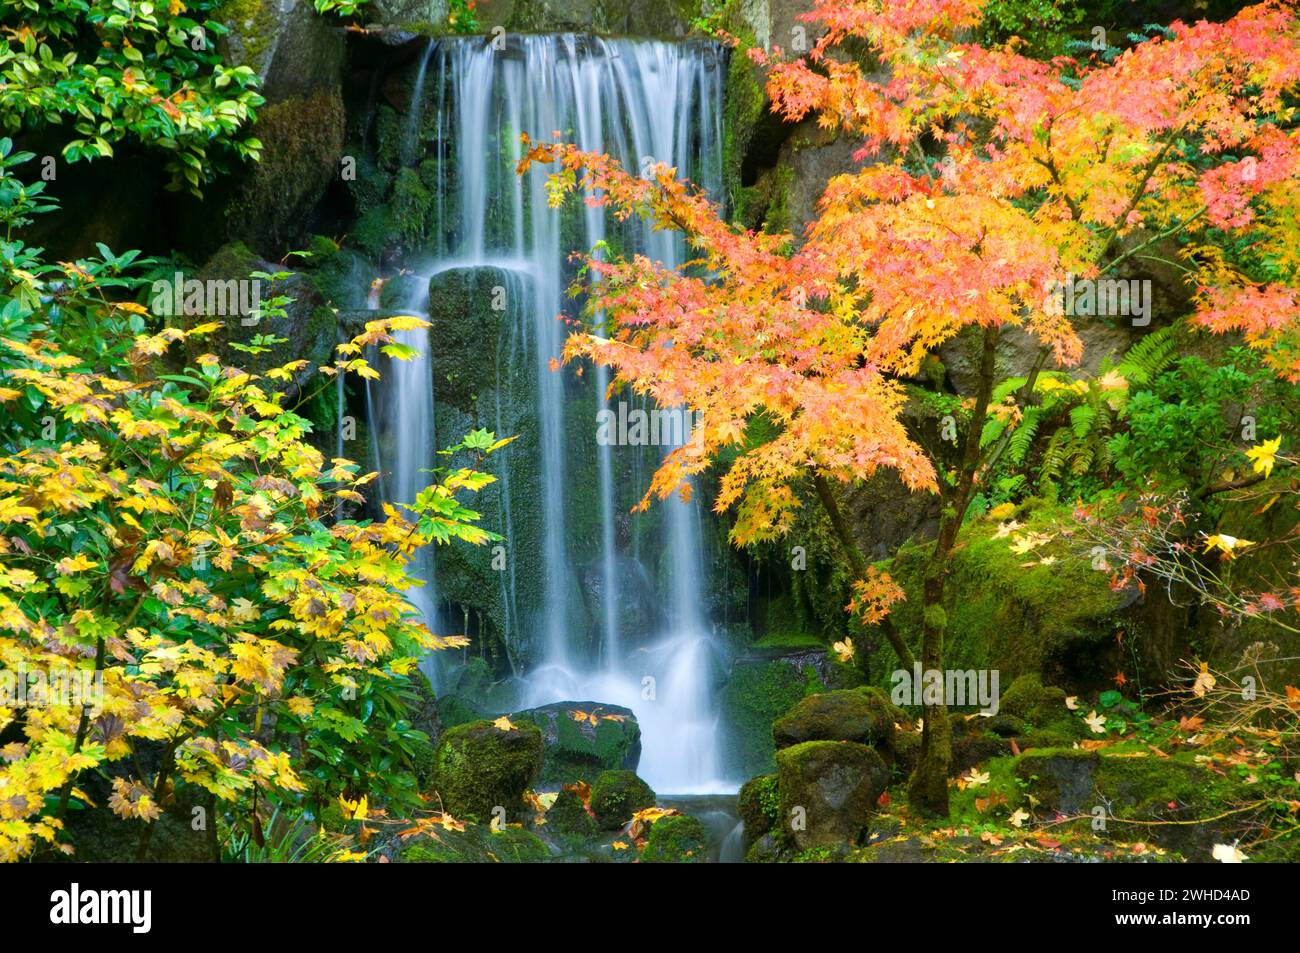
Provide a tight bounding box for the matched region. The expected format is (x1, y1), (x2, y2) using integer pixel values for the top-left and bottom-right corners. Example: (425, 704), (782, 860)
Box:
(720, 649), (831, 779)
(179, 244), (335, 396)
(737, 773), (779, 850)
(872, 504), (1124, 692)
(225, 87), (346, 253)
(1091, 754), (1242, 861)
(430, 719), (544, 822)
(1013, 748), (1100, 815)
(400, 824), (549, 863)
(885, 729), (921, 778)
(776, 741), (889, 851)
(513, 702), (641, 786)
(642, 814), (708, 863)
(949, 729), (1013, 775)
(772, 687), (900, 751)
(491, 0), (699, 36)
(590, 770), (656, 830)
(436, 693), (488, 730)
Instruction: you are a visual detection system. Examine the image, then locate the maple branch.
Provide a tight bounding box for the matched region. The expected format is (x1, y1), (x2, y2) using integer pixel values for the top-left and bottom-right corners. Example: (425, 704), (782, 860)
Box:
(1035, 121), (1084, 222)
(1098, 121), (1191, 261)
(812, 473), (917, 671)
(1098, 206), (1208, 277)
(1199, 461), (1293, 498)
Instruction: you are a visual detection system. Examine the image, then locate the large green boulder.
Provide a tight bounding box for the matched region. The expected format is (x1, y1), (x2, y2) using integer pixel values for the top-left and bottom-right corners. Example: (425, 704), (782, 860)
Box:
(773, 687), (900, 750)
(642, 814), (708, 864)
(776, 741), (889, 851)
(590, 770), (656, 830)
(1013, 748), (1100, 815)
(512, 702), (641, 785)
(431, 719), (544, 822)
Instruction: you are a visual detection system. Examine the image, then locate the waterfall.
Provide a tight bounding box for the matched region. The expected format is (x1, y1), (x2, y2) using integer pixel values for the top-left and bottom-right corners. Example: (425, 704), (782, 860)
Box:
(373, 34), (731, 793)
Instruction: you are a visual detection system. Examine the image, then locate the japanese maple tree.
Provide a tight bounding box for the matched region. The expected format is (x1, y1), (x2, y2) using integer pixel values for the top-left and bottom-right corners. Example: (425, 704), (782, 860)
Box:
(521, 0), (1300, 815)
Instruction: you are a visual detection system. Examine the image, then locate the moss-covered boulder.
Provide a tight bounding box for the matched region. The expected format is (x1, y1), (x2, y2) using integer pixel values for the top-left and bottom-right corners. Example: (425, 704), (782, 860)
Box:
(641, 814), (708, 863)
(1013, 748), (1100, 815)
(1012, 745), (1280, 861)
(589, 770), (656, 830)
(1090, 753), (1253, 861)
(545, 787), (599, 837)
(178, 243), (336, 396)
(948, 715), (1013, 774)
(737, 773), (779, 851)
(776, 741), (889, 851)
(773, 687), (900, 750)
(1001, 673), (1066, 724)
(513, 702), (641, 785)
(400, 824), (549, 863)
(430, 719), (544, 822)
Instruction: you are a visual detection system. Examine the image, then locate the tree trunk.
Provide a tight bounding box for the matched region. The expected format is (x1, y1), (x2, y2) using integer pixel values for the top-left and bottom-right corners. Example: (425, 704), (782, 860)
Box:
(907, 324), (1000, 817)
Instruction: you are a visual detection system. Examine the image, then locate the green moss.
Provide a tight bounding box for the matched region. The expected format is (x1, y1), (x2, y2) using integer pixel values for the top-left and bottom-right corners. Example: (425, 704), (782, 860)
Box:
(226, 89), (345, 251)
(752, 632), (824, 652)
(737, 773), (779, 847)
(545, 788), (598, 837)
(514, 703), (642, 786)
(401, 824), (550, 863)
(392, 166), (434, 246)
(720, 654), (826, 778)
(721, 21), (766, 216)
(870, 502), (1123, 688)
(772, 686), (900, 749)
(216, 0), (277, 66)
(642, 814), (708, 863)
(590, 770), (656, 830)
(762, 163), (795, 235)
(436, 693), (486, 729)
(430, 719), (543, 822)
(946, 754), (1025, 827)
(349, 205), (394, 261)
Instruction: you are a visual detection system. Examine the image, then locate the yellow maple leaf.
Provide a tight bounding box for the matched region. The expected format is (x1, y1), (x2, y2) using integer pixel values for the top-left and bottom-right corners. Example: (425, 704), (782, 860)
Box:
(832, 638), (855, 663)
(1204, 534), (1254, 558)
(493, 716), (517, 731)
(338, 794), (368, 820)
(1245, 436), (1281, 479)
(1085, 710), (1108, 734)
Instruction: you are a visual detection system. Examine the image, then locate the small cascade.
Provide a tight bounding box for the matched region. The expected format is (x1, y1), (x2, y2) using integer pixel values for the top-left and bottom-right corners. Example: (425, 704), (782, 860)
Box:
(370, 34), (733, 793)
(365, 271), (447, 687)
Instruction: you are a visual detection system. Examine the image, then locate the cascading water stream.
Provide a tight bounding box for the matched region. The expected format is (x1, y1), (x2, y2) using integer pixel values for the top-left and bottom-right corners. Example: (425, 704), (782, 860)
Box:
(374, 34), (732, 793)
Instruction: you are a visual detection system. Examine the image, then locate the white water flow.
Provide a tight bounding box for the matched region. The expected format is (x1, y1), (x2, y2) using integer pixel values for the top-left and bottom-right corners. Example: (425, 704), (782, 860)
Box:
(390, 35), (729, 792)
(368, 272), (447, 687)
